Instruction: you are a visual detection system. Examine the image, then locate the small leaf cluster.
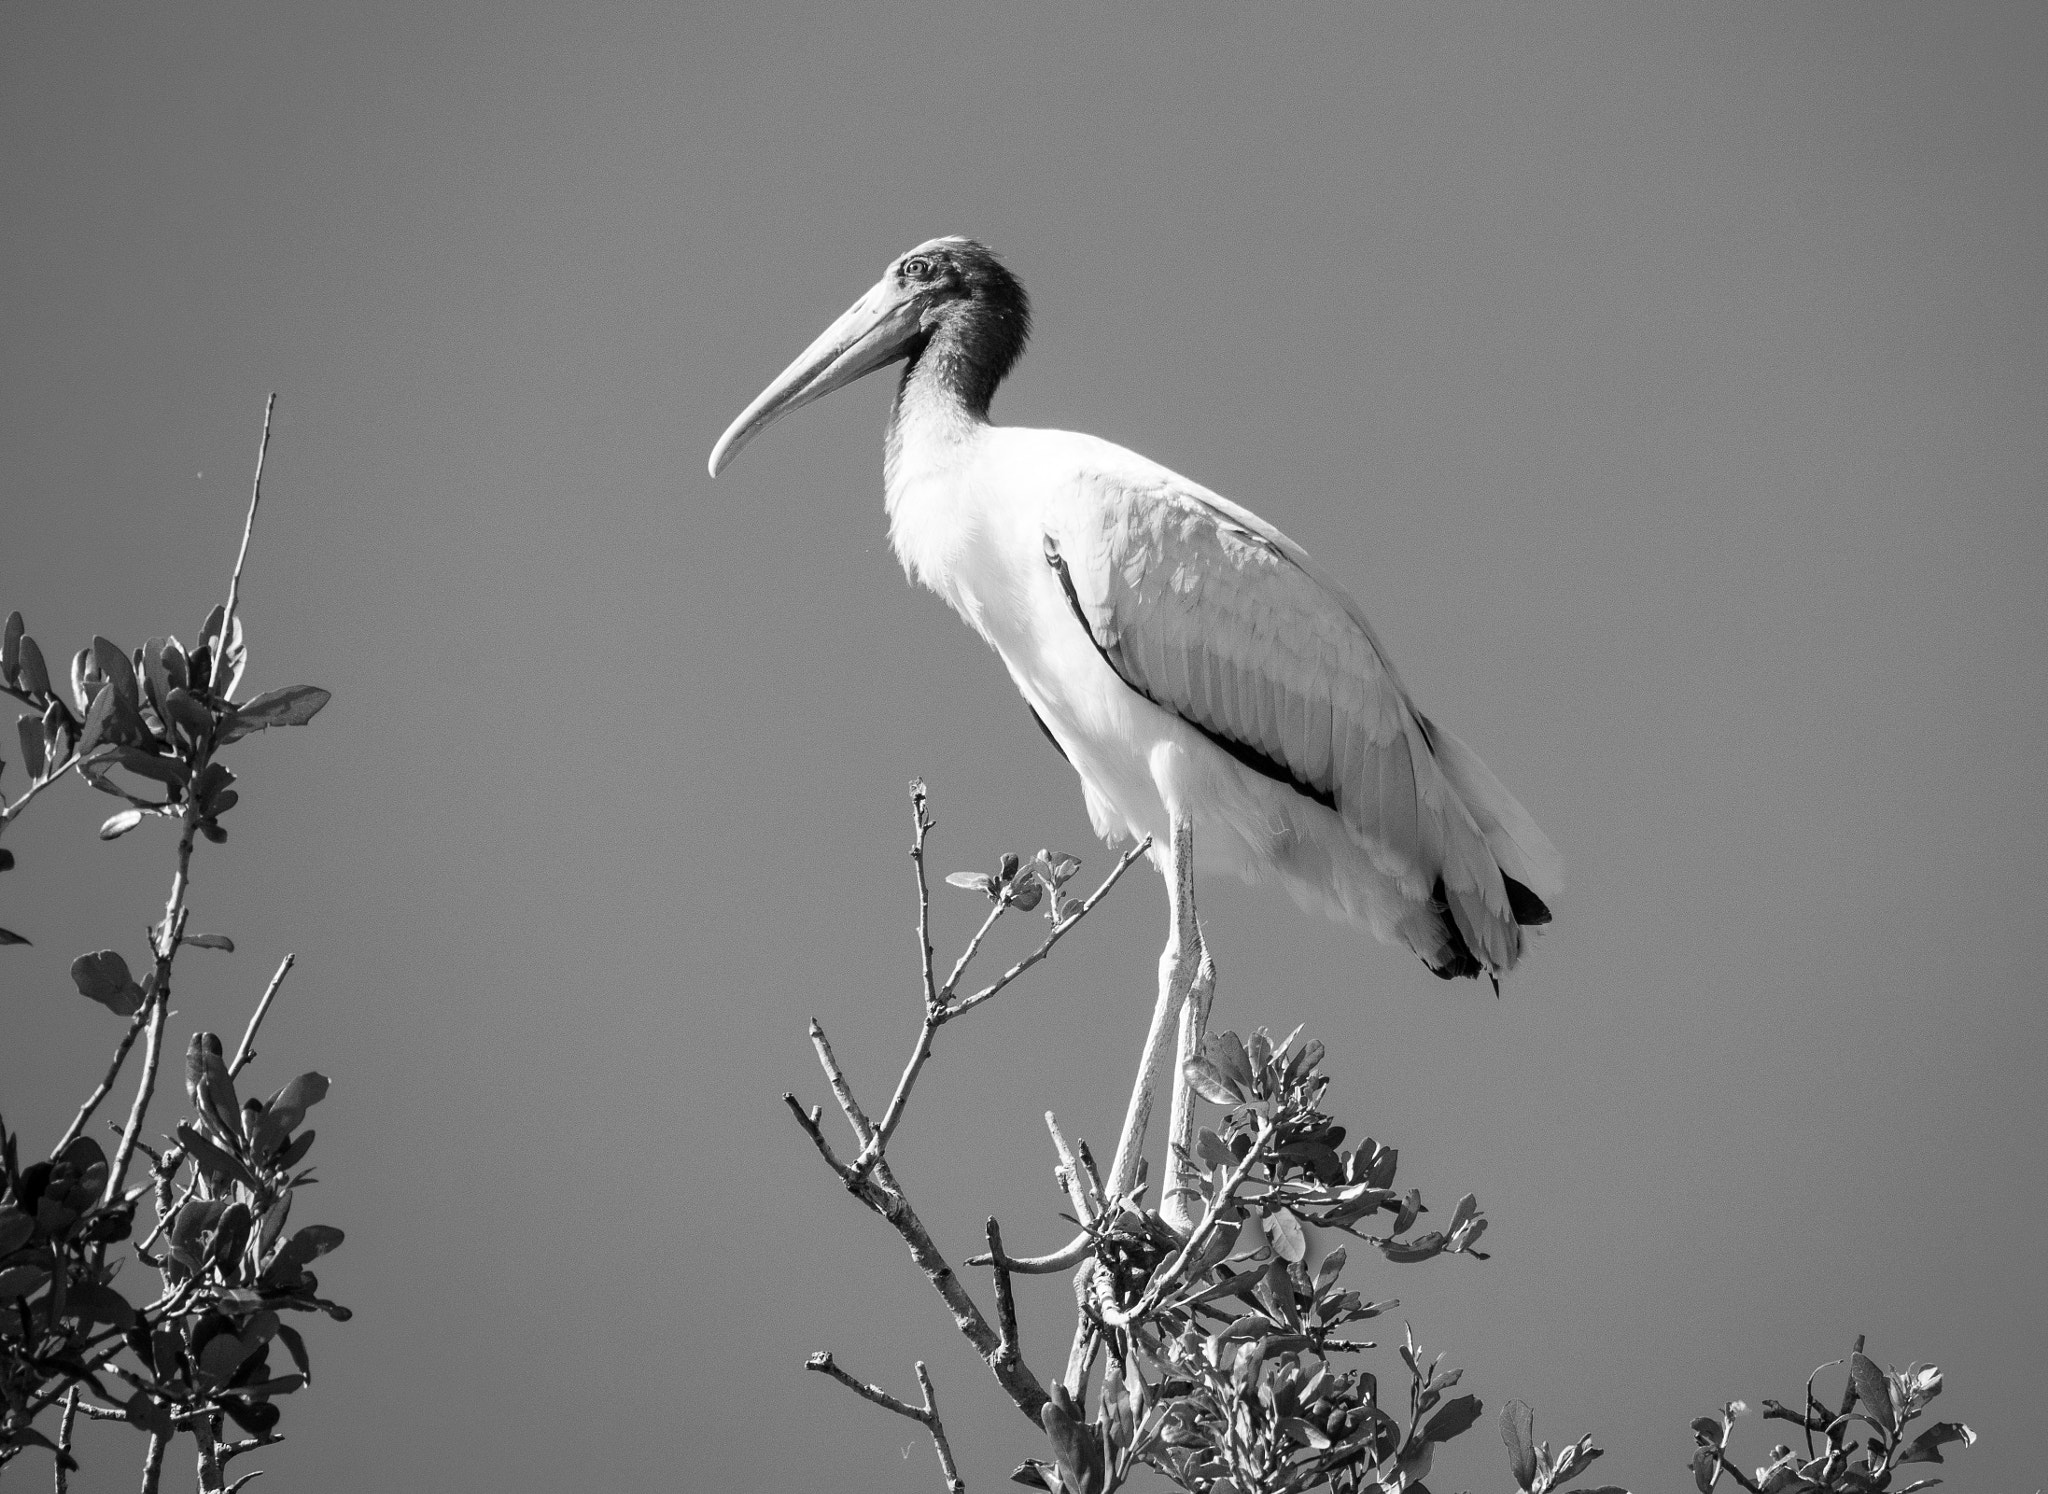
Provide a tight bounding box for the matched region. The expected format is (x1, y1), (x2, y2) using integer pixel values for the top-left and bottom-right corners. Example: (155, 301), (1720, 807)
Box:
(1016, 1029), (1551, 1494)
(1183, 1030), (1489, 1269)
(0, 1042), (344, 1463)
(1691, 1348), (1973, 1494)
(0, 1133), (140, 1465)
(947, 848), (1088, 922)
(1, 605), (327, 858)
(1502, 1399), (1623, 1494)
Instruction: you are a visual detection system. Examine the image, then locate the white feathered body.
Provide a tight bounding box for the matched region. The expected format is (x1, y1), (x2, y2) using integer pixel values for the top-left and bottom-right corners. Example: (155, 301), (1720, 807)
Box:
(885, 397), (1561, 979)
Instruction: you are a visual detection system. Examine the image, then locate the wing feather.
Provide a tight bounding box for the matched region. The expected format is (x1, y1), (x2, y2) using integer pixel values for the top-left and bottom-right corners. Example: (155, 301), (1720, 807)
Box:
(1046, 463), (1554, 975)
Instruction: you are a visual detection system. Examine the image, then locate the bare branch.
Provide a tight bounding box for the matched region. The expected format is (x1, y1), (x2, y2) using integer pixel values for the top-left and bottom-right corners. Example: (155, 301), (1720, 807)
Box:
(807, 1350), (927, 1422)
(103, 915), (178, 1208)
(967, 1230), (1094, 1275)
(219, 394), (276, 686)
(106, 793), (203, 1205)
(909, 780), (938, 1011)
(1044, 1113), (1104, 1222)
(53, 1000), (153, 1155)
(916, 1362), (965, 1494)
(808, 1020), (876, 1148)
(949, 837), (1150, 1018)
(54, 1388), (78, 1493)
(804, 1354), (963, 1494)
(139, 1433), (167, 1494)
(939, 896), (1010, 1000)
(0, 748), (84, 827)
(985, 1218), (1021, 1367)
(228, 953), (296, 1076)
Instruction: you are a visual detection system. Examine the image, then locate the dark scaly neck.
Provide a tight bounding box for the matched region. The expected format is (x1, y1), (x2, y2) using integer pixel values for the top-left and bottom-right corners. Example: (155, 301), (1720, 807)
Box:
(885, 295), (1027, 479)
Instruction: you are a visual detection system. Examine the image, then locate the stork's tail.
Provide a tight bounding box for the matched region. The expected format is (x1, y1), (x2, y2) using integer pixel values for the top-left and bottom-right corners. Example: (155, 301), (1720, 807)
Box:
(1406, 721), (1562, 982)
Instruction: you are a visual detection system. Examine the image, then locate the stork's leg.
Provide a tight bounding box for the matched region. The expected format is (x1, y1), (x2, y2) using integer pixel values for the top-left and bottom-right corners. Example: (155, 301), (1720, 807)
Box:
(1106, 802), (1204, 1201)
(1162, 928), (1216, 1233)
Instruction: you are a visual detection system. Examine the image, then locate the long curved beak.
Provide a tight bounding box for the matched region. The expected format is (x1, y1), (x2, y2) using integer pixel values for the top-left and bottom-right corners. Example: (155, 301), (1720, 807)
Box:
(708, 275), (926, 477)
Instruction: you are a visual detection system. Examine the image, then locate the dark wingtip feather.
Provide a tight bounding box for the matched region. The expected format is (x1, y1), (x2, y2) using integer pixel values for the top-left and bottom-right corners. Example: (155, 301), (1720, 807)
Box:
(1502, 874), (1552, 926)
(1423, 875), (1484, 981)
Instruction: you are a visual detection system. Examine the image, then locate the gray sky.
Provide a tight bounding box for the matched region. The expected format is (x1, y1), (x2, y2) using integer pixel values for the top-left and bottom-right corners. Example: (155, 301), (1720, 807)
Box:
(4, 4), (2043, 1490)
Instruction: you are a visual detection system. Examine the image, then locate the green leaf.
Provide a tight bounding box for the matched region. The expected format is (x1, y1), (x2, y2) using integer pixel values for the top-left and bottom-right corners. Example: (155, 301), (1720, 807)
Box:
(1422, 1394), (1483, 1445)
(1692, 1446), (1719, 1493)
(92, 636), (137, 710)
(1183, 1057), (1242, 1106)
(0, 927), (28, 946)
(17, 714), (45, 780)
(71, 949), (144, 1016)
(275, 1321), (312, 1383)
(15, 634), (50, 698)
(125, 1391), (175, 1437)
(1501, 1401), (1537, 1491)
(1849, 1351), (1894, 1434)
(162, 687), (215, 744)
(177, 1125), (262, 1194)
(1896, 1422), (1975, 1466)
(100, 808), (146, 840)
(219, 685), (330, 742)
(1195, 1128), (1235, 1171)
(186, 932), (235, 952)
(110, 746), (190, 789)
(1, 611), (20, 684)
(1266, 1206), (1306, 1263)
(76, 681), (118, 756)
(946, 871), (996, 896)
(267, 1072), (330, 1134)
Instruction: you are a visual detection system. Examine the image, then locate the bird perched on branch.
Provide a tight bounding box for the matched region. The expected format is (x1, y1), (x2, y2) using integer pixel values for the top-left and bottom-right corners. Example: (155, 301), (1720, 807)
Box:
(710, 237), (1559, 1212)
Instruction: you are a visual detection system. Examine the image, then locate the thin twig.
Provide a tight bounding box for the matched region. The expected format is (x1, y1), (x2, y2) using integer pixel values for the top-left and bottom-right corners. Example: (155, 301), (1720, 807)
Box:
(54, 1000), (153, 1155)
(782, 1093), (853, 1183)
(219, 394), (276, 689)
(949, 838), (1149, 1018)
(103, 912), (180, 1207)
(909, 781), (939, 1012)
(70, 1400), (129, 1422)
(916, 1362), (965, 1494)
(939, 898), (1009, 1000)
(0, 749), (84, 827)
(804, 1354), (963, 1494)
(1044, 1114), (1104, 1222)
(806, 1351), (929, 1421)
(228, 954), (295, 1076)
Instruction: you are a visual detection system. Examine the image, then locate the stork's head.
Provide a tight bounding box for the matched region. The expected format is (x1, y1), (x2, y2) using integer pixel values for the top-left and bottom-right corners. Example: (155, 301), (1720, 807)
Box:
(708, 237), (1029, 477)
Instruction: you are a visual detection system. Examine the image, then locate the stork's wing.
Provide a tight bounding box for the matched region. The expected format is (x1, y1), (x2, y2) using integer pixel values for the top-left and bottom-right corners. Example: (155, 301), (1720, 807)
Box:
(1046, 467), (1559, 970)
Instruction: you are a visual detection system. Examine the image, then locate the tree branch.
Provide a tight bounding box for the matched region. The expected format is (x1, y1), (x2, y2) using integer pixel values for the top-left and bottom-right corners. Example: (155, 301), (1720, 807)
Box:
(218, 394), (275, 693)
(228, 953), (295, 1076)
(53, 1000), (153, 1155)
(985, 1219), (1021, 1369)
(948, 838), (1149, 1018)
(909, 780), (939, 1012)
(808, 1020), (876, 1149)
(805, 1354), (964, 1494)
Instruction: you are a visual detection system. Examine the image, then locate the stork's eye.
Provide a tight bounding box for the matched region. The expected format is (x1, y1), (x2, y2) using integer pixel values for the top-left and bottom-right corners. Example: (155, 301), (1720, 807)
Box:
(902, 256), (935, 282)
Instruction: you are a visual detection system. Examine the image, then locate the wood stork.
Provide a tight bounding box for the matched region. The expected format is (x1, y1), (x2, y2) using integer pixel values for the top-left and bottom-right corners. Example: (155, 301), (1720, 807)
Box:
(709, 237), (1559, 1222)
